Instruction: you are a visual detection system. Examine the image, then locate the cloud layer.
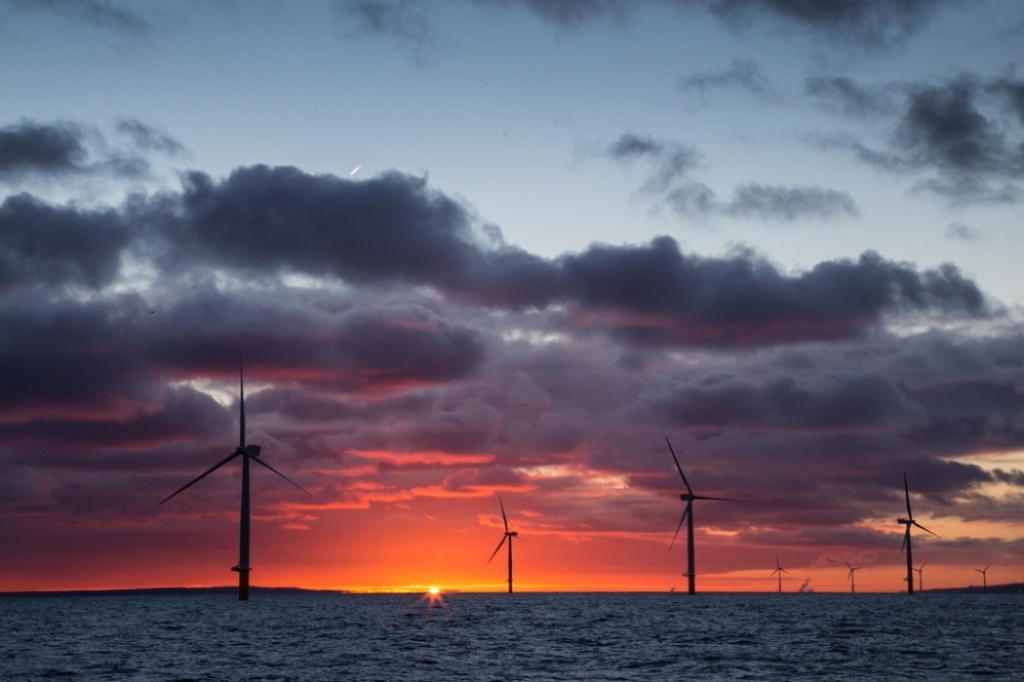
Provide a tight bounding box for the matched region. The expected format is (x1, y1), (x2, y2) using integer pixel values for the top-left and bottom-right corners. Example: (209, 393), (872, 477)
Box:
(2, 111), (1021, 589)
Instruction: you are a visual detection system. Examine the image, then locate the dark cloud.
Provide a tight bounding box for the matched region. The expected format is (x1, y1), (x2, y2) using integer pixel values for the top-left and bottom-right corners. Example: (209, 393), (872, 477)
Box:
(0, 0), (151, 36)
(708, 0), (959, 45)
(0, 387), (229, 454)
(815, 75), (1024, 205)
(0, 118), (183, 184)
(606, 133), (859, 221)
(0, 163), (986, 349)
(678, 59), (780, 103)
(0, 193), (130, 290)
(0, 289), (485, 420)
(556, 239), (987, 346)
(804, 76), (899, 118)
(154, 166), (475, 284)
(897, 78), (1021, 177)
(648, 372), (922, 433)
(606, 133), (702, 192)
(725, 183), (859, 220)
(469, 0), (958, 44)
(0, 120), (89, 179)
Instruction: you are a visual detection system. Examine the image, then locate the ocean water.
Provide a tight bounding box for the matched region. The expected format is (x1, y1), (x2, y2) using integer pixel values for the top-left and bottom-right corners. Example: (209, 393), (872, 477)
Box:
(2, 592), (1021, 681)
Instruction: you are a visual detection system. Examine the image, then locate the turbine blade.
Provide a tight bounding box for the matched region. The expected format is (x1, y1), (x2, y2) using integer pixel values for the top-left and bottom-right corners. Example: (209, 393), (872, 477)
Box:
(487, 535), (507, 564)
(912, 520), (939, 538)
(903, 473), (912, 518)
(665, 438), (693, 495)
(499, 496), (509, 533)
(845, 559), (853, 570)
(248, 453), (311, 496)
(160, 451), (239, 505)
(669, 505), (689, 550)
(901, 526), (910, 553)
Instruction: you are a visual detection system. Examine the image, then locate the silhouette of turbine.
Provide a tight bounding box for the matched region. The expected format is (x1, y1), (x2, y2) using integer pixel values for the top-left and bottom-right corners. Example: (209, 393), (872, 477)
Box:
(913, 563), (927, 592)
(845, 560), (862, 594)
(667, 437), (739, 595)
(160, 361), (310, 600)
(897, 473), (938, 596)
(770, 556), (788, 593)
(487, 497), (519, 593)
(975, 564), (991, 593)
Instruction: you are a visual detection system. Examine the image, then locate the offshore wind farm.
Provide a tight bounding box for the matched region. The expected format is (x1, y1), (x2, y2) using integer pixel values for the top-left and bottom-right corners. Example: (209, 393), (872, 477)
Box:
(3, 0), (1024, 609)
(5, 1), (1024, 678)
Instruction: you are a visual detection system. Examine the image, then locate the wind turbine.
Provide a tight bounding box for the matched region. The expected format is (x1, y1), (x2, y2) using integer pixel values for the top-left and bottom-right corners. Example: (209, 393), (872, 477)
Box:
(845, 560), (862, 594)
(913, 563), (927, 592)
(160, 361), (310, 600)
(897, 473), (938, 595)
(667, 437), (739, 595)
(975, 564), (991, 593)
(770, 556), (788, 593)
(487, 497), (519, 593)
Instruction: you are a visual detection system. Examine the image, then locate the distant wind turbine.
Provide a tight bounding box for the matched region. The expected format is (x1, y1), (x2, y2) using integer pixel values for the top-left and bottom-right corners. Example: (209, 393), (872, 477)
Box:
(666, 437), (739, 595)
(845, 560), (862, 594)
(160, 360), (311, 600)
(913, 563), (927, 592)
(770, 556), (788, 593)
(487, 497), (519, 593)
(897, 473), (938, 595)
(975, 564), (991, 594)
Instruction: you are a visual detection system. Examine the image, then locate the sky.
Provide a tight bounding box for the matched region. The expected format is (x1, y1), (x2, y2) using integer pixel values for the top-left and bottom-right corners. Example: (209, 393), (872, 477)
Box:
(1, 0), (1023, 594)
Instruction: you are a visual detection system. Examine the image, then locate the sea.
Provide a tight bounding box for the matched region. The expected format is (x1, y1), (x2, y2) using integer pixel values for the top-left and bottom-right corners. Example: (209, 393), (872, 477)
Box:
(2, 591), (1021, 681)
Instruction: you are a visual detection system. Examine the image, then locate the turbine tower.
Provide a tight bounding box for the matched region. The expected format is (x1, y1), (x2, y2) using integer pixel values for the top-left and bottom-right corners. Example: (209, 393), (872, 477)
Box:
(913, 563), (927, 592)
(845, 560), (862, 594)
(975, 564), (991, 593)
(770, 556), (788, 593)
(487, 497), (519, 593)
(161, 360), (310, 600)
(897, 473), (938, 595)
(667, 437), (738, 595)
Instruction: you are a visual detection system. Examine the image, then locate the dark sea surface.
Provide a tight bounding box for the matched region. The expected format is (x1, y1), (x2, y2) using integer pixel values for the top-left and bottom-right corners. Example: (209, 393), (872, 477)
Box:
(2, 591), (1022, 681)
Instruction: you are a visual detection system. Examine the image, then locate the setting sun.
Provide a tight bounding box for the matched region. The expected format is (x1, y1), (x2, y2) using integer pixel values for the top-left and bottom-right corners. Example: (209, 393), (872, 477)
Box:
(428, 586), (440, 596)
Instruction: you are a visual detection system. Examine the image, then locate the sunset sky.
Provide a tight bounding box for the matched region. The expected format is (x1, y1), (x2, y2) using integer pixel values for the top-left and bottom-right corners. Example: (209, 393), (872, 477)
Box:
(2, 0), (1023, 594)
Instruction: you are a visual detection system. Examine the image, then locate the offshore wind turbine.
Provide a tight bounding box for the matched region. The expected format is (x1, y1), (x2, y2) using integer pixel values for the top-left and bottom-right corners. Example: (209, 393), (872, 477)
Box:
(770, 556), (788, 593)
(487, 497), (519, 593)
(975, 564), (991, 593)
(666, 437), (739, 595)
(845, 560), (862, 594)
(160, 361), (310, 600)
(897, 473), (938, 595)
(913, 563), (927, 592)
